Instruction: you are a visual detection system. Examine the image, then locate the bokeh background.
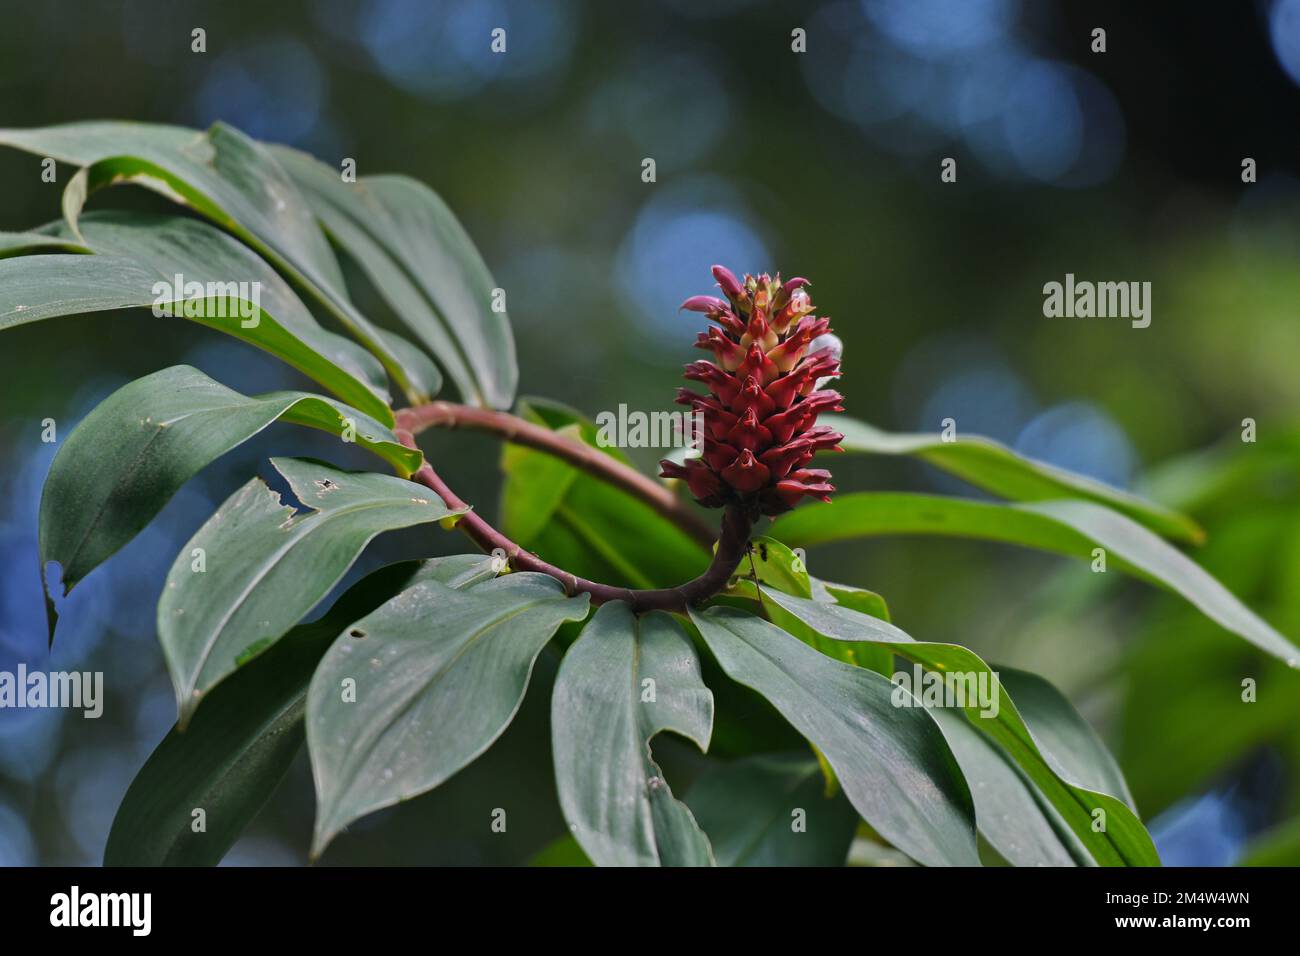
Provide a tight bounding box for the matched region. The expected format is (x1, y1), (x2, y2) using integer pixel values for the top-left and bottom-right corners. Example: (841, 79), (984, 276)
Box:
(2, 0), (1300, 866)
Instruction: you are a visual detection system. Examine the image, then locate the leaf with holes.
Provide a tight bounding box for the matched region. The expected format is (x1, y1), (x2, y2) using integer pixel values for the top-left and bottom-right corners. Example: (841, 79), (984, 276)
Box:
(104, 556), (499, 866)
(42, 365), (419, 611)
(159, 458), (464, 726)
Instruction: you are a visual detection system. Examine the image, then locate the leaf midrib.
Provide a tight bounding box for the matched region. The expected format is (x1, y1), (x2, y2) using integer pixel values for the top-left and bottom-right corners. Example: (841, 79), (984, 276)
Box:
(326, 595), (561, 820)
(59, 393), (282, 579)
(183, 487), (444, 697)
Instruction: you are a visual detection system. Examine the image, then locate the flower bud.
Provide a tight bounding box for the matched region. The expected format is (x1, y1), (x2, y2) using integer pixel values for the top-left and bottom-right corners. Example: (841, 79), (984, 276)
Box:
(661, 269), (843, 517)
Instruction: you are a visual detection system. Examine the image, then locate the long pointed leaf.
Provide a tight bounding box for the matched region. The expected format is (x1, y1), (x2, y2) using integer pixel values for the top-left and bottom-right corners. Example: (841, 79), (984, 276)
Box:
(689, 605), (979, 866)
(271, 146), (516, 408)
(757, 587), (1160, 866)
(552, 602), (714, 867)
(0, 121), (435, 400)
(41, 365), (419, 604)
(158, 458), (464, 725)
(828, 415), (1203, 544)
(0, 211), (394, 422)
(772, 492), (1299, 665)
(307, 573), (588, 856)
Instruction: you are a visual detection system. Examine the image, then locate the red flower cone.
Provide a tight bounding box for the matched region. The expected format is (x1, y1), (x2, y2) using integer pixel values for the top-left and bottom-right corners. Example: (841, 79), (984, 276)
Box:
(661, 266), (844, 518)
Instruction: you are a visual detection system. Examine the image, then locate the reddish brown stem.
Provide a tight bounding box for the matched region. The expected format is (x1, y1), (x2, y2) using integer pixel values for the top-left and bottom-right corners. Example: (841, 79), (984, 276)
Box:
(395, 428), (751, 613)
(395, 401), (715, 547)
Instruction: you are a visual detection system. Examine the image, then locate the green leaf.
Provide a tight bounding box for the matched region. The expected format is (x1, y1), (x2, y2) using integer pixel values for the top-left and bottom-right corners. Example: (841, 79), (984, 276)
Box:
(816, 580), (892, 623)
(500, 399), (710, 589)
(756, 587), (1160, 866)
(922, 708), (1085, 866)
(307, 573), (588, 856)
(552, 602), (714, 867)
(529, 834), (594, 867)
(688, 605), (979, 866)
(1022, 499), (1300, 666)
(720, 535), (893, 675)
(685, 753), (859, 866)
(724, 535), (812, 601)
(159, 458), (464, 725)
(41, 366), (419, 603)
(500, 423), (584, 542)
(0, 230), (90, 257)
(0, 213), (394, 423)
(374, 327), (443, 400)
(271, 146), (516, 409)
(62, 211), (394, 412)
(998, 667), (1135, 807)
(0, 121), (436, 401)
(773, 493), (1300, 666)
(104, 558), (488, 866)
(828, 415), (1204, 544)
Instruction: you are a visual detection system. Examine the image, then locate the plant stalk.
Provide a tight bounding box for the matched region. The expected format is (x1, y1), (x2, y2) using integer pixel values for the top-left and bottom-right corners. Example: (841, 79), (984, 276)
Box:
(395, 401), (715, 547)
(395, 428), (750, 613)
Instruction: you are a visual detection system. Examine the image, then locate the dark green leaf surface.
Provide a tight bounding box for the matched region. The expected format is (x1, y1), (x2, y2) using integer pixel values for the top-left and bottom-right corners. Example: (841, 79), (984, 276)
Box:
(307, 573), (588, 856)
(689, 605), (979, 866)
(552, 602), (714, 867)
(41, 365), (418, 601)
(0, 121), (436, 400)
(103, 558), (486, 866)
(64, 211), (394, 412)
(757, 588), (1159, 866)
(272, 146), (516, 408)
(723, 535), (893, 675)
(500, 399), (709, 589)
(159, 458), (464, 725)
(0, 213), (394, 422)
(999, 667), (1135, 807)
(773, 492), (1299, 665)
(685, 753), (859, 866)
(0, 230), (90, 257)
(828, 414), (1203, 544)
(923, 707), (1086, 866)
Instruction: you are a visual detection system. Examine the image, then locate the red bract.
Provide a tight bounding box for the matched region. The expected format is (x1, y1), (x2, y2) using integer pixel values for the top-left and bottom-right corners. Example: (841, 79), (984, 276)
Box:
(660, 266), (844, 517)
